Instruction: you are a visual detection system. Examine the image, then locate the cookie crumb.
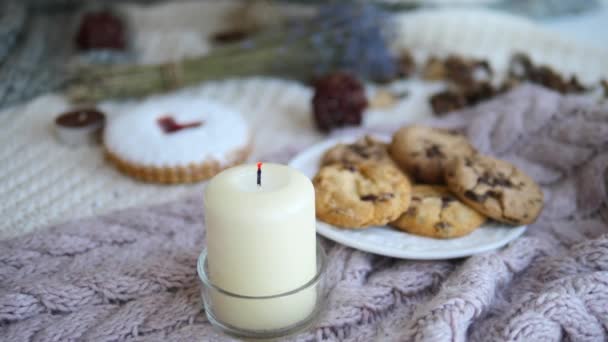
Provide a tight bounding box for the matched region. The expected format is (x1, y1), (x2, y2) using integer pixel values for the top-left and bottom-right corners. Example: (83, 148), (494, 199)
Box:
(360, 193), (394, 202)
(425, 145), (445, 158)
(434, 222), (450, 230)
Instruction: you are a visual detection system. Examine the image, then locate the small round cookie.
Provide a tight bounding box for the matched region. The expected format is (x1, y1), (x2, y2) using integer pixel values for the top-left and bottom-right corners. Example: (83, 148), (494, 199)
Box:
(321, 135), (391, 166)
(445, 155), (544, 225)
(104, 95), (251, 184)
(391, 185), (486, 239)
(314, 162), (411, 228)
(389, 125), (476, 184)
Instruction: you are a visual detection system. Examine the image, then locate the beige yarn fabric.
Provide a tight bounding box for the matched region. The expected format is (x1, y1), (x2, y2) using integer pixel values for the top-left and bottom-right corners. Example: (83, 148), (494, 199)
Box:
(0, 4), (607, 239)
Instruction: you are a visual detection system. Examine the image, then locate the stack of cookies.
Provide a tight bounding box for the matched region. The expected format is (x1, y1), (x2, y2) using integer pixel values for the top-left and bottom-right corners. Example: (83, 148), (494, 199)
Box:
(313, 126), (544, 239)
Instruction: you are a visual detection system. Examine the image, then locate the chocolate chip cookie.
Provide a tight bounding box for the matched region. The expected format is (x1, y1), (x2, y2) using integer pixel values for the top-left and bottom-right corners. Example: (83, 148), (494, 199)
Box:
(389, 125), (476, 184)
(314, 162), (412, 228)
(321, 135), (391, 166)
(446, 155), (544, 225)
(391, 185), (486, 239)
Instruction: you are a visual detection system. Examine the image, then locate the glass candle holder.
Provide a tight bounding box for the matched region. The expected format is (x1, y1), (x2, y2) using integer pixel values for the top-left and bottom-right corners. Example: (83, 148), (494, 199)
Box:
(197, 240), (327, 339)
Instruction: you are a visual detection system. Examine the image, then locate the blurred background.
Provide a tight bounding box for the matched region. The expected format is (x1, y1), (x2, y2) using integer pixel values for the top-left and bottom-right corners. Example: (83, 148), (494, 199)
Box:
(1, 0), (606, 108)
(0, 0), (607, 238)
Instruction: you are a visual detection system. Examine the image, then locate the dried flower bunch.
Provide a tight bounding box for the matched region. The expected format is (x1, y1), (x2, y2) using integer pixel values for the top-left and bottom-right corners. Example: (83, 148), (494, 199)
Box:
(66, 3), (399, 103)
(506, 53), (588, 94)
(427, 53), (607, 115)
(75, 10), (126, 51)
(312, 72), (368, 132)
(424, 55), (496, 115)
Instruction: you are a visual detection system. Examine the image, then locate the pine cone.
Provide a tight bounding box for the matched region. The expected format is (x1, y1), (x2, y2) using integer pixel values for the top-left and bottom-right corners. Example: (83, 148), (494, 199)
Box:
(312, 72), (368, 132)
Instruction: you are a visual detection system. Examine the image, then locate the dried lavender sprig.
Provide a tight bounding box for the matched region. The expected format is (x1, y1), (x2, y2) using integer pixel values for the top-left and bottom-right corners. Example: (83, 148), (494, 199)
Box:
(66, 3), (399, 102)
(308, 3), (398, 81)
(245, 3), (398, 81)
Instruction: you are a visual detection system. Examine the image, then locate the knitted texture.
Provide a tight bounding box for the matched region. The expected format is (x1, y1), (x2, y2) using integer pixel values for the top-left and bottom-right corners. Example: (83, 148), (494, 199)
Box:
(1, 84), (607, 341)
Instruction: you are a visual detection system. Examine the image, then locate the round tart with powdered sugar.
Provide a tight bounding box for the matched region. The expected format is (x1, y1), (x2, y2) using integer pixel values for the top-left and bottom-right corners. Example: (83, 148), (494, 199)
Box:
(104, 95), (251, 184)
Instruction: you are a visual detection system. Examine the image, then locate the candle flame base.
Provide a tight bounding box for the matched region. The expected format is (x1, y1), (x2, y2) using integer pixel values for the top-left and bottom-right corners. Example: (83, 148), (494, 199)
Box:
(197, 240), (328, 339)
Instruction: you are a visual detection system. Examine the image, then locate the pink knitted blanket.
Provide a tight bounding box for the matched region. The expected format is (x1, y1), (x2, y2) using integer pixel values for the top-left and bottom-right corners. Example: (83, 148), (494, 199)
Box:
(1, 84), (608, 341)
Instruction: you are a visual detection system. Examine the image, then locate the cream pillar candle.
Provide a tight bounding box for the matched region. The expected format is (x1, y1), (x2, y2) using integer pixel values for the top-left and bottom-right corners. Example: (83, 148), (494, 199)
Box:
(204, 163), (317, 330)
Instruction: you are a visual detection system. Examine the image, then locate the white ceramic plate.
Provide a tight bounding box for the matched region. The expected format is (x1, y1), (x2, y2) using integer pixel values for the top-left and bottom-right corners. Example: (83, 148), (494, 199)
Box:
(289, 135), (526, 260)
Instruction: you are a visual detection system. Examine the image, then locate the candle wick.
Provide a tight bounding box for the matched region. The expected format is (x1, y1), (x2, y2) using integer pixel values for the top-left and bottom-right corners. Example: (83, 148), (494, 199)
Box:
(257, 162), (262, 187)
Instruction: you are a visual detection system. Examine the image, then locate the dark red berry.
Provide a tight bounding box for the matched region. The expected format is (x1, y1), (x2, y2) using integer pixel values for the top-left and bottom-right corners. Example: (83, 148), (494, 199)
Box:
(75, 10), (126, 51)
(312, 72), (367, 132)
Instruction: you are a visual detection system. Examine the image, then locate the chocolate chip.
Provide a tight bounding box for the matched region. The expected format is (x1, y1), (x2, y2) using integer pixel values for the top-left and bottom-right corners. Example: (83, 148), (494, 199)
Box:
(349, 144), (371, 158)
(412, 196), (422, 201)
(486, 190), (502, 199)
(465, 189), (501, 202)
(343, 137), (386, 161)
(425, 145), (445, 158)
(344, 164), (357, 172)
(464, 158), (474, 167)
(405, 207), (417, 216)
(478, 172), (514, 187)
(495, 178), (513, 187)
(378, 193), (395, 201)
(440, 196), (455, 209)
(361, 193), (394, 202)
(434, 222), (450, 230)
(464, 190), (483, 202)
(445, 129), (463, 136)
(361, 195), (377, 202)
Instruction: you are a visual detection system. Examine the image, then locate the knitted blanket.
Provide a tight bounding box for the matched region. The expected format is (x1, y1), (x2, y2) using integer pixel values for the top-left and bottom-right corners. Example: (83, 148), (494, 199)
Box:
(1, 84), (607, 341)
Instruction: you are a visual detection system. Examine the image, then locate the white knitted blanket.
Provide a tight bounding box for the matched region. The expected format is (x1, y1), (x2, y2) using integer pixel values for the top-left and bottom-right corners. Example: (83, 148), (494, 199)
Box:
(0, 3), (606, 239)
